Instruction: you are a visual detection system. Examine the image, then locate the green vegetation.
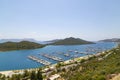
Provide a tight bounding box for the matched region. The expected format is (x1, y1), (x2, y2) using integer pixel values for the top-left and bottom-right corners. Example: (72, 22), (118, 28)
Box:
(0, 41), (45, 51)
(61, 46), (120, 80)
(50, 37), (94, 45)
(100, 38), (120, 42)
(0, 69), (43, 80)
(0, 42), (120, 80)
(0, 37), (94, 51)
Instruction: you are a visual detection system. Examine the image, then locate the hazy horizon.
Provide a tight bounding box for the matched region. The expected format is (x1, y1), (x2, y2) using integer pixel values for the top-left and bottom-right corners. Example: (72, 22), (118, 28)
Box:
(0, 0), (120, 41)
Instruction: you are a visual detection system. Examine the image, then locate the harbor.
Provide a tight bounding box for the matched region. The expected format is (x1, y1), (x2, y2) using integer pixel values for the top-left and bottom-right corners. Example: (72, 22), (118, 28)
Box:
(41, 54), (64, 62)
(0, 42), (116, 71)
(27, 46), (113, 69)
(28, 55), (51, 66)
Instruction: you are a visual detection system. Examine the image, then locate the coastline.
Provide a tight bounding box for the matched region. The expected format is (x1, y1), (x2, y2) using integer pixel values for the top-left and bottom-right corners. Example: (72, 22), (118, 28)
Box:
(0, 50), (108, 77)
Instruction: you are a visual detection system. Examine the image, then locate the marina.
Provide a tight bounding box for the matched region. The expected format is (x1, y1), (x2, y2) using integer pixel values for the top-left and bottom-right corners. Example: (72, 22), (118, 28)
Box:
(0, 42), (116, 71)
(28, 55), (51, 66)
(41, 54), (64, 62)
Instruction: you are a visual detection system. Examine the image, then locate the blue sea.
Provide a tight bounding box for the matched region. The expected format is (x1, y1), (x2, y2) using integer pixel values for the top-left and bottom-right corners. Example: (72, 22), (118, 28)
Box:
(0, 42), (116, 71)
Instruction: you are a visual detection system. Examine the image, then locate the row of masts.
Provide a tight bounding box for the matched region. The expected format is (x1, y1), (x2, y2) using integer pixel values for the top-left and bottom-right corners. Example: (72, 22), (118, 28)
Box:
(28, 47), (105, 65)
(41, 54), (64, 62)
(28, 56), (51, 66)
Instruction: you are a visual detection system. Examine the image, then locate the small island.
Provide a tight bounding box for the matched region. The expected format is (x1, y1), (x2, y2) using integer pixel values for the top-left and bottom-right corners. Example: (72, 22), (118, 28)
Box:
(0, 41), (45, 51)
(99, 38), (120, 42)
(50, 37), (94, 45)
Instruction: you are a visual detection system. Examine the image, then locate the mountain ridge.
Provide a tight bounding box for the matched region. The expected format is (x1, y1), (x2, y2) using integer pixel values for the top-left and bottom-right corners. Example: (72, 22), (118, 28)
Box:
(50, 37), (94, 45)
(99, 38), (120, 42)
(0, 41), (45, 51)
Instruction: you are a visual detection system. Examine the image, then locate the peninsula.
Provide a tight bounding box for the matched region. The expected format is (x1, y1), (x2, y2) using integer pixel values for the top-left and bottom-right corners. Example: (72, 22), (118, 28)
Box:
(0, 41), (45, 51)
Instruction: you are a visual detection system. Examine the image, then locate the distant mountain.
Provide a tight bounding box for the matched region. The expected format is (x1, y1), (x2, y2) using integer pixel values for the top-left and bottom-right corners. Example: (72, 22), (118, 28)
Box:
(99, 38), (120, 42)
(50, 37), (94, 45)
(42, 39), (61, 44)
(0, 38), (62, 45)
(0, 38), (38, 43)
(0, 41), (45, 51)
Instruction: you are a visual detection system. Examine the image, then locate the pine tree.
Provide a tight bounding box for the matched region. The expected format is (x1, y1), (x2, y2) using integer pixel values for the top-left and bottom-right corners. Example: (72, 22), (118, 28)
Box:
(30, 71), (37, 80)
(37, 69), (43, 80)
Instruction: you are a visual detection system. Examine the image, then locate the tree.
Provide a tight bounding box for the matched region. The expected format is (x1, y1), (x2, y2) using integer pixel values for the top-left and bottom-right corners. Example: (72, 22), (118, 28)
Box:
(30, 71), (37, 80)
(23, 70), (29, 78)
(37, 69), (43, 80)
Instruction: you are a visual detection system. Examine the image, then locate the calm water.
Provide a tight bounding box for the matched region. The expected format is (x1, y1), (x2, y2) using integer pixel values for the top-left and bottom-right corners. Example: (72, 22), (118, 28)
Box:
(0, 42), (116, 71)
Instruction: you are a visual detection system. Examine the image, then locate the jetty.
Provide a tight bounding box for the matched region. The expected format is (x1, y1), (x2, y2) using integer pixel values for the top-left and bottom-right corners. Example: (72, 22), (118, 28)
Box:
(41, 54), (64, 62)
(68, 50), (88, 54)
(78, 52), (89, 55)
(28, 56), (51, 66)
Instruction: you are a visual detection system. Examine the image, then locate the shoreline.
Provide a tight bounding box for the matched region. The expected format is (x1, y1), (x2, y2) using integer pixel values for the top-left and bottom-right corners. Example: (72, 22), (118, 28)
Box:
(0, 50), (108, 77)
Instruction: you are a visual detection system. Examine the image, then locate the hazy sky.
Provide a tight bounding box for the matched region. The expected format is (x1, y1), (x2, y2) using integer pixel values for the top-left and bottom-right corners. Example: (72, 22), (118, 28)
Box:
(0, 0), (120, 41)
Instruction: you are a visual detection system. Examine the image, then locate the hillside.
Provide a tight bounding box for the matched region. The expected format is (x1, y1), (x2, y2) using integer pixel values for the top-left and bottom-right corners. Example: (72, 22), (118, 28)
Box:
(62, 45), (120, 80)
(0, 38), (39, 43)
(0, 41), (45, 51)
(50, 37), (94, 45)
(100, 38), (120, 42)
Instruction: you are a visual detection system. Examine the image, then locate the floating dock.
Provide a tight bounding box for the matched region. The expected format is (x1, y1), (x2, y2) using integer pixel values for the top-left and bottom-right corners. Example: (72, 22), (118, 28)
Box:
(78, 52), (88, 55)
(28, 55), (51, 66)
(41, 54), (64, 62)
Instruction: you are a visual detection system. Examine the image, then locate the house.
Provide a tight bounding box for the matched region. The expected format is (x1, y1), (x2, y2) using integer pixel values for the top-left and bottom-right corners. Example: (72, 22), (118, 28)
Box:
(47, 74), (60, 80)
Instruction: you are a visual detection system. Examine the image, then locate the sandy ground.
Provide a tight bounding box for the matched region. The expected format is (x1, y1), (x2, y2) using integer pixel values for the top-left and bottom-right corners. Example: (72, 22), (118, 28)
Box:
(111, 74), (120, 80)
(0, 71), (15, 77)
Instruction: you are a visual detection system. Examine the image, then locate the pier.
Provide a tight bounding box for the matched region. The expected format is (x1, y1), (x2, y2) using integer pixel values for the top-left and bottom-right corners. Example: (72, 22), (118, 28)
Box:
(28, 56), (51, 66)
(41, 54), (64, 62)
(68, 49), (89, 55)
(78, 52), (89, 55)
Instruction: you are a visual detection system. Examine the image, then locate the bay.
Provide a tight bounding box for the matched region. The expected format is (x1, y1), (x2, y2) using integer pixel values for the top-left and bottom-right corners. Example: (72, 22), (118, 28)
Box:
(0, 42), (116, 71)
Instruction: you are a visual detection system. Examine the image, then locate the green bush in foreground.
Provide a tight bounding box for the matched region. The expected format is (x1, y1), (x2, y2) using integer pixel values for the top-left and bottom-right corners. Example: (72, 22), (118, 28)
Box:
(62, 47), (120, 80)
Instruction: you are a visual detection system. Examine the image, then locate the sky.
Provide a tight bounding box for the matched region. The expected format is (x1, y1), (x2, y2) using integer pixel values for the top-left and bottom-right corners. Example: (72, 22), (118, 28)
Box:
(0, 0), (120, 41)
